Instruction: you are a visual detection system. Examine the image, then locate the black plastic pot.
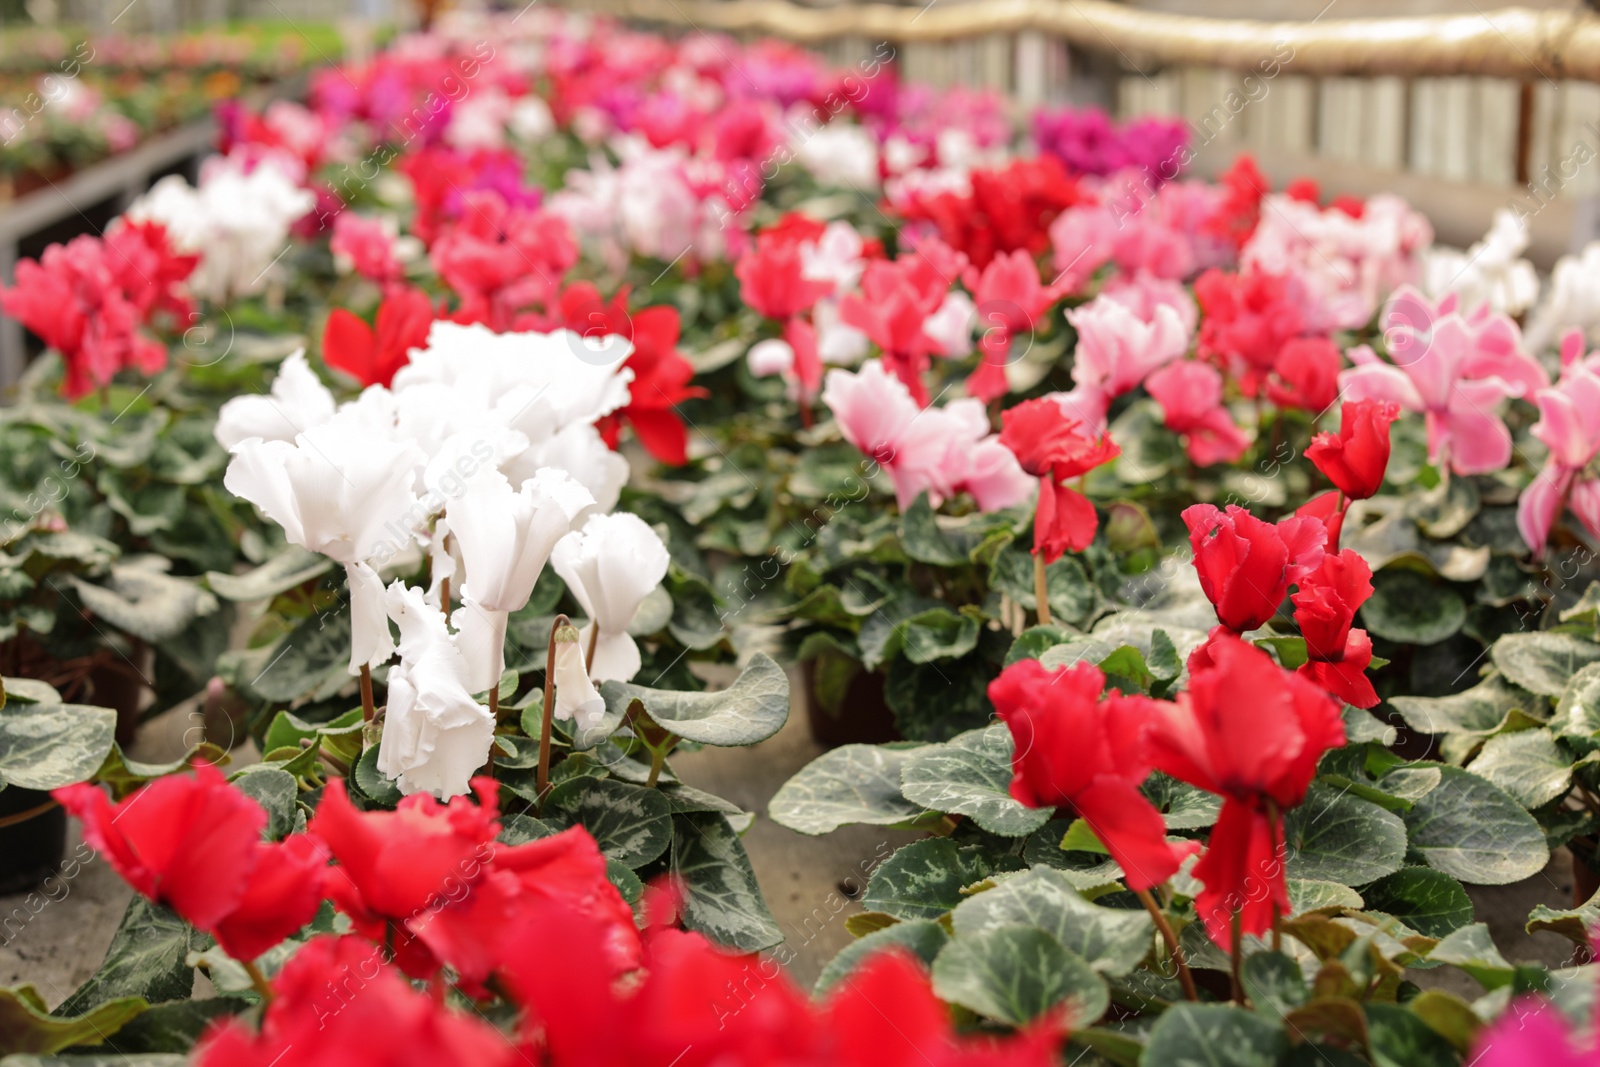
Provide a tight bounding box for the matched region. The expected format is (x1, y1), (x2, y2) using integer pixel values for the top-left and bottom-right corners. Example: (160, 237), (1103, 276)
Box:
(803, 659), (901, 748)
(0, 786), (67, 896)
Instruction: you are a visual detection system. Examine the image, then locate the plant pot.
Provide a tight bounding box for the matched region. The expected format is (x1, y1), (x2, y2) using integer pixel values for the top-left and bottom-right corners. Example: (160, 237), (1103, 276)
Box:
(0, 786), (67, 896)
(88, 659), (148, 749)
(1571, 834), (1600, 907)
(803, 658), (900, 748)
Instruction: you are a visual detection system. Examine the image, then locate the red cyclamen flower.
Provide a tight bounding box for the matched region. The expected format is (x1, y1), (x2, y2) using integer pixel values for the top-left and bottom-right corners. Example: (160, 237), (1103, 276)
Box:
(990, 659), (1197, 890)
(322, 285), (435, 388)
(1141, 634), (1346, 943)
(1305, 399), (1401, 501)
(1184, 503), (1325, 633)
(1000, 398), (1120, 562)
(54, 763), (327, 961)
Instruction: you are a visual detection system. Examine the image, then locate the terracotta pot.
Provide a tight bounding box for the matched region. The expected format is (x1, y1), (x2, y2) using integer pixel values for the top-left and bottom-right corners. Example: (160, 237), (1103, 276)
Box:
(803, 658), (900, 748)
(0, 787), (67, 896)
(88, 660), (148, 748)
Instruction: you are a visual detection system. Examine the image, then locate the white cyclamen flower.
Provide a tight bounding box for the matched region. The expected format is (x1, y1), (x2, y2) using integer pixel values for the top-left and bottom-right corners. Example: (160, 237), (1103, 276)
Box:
(551, 512), (671, 683)
(553, 635), (606, 735)
(377, 581), (494, 800)
(214, 350), (336, 452)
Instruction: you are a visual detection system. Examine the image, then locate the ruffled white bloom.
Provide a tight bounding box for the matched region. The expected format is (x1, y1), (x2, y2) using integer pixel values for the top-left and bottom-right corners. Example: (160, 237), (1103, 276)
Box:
(747, 338), (795, 378)
(447, 467), (594, 613)
(815, 298), (870, 366)
(345, 560), (395, 676)
(1424, 209), (1540, 317)
(801, 222), (866, 294)
(377, 582), (494, 800)
(503, 421), (629, 514)
(214, 350), (336, 451)
(222, 405), (424, 565)
(553, 635), (606, 735)
(552, 513), (671, 683)
(1526, 241), (1600, 353)
(392, 321), (634, 448)
(126, 153), (314, 304)
(794, 122), (880, 191)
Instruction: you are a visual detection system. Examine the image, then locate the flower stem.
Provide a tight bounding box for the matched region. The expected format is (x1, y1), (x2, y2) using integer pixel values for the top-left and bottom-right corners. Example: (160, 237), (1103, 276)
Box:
(1135, 888), (1197, 1001)
(645, 746), (667, 788)
(1033, 553), (1052, 626)
(359, 664), (375, 722)
(536, 614), (569, 807)
(242, 959), (274, 1004)
(0, 798), (57, 829)
(1230, 910), (1248, 1006)
(586, 624), (599, 680)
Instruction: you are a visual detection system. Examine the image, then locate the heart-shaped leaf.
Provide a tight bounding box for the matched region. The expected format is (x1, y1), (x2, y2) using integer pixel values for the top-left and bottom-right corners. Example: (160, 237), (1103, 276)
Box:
(900, 726), (1050, 836)
(931, 925), (1108, 1027)
(598, 652), (787, 747)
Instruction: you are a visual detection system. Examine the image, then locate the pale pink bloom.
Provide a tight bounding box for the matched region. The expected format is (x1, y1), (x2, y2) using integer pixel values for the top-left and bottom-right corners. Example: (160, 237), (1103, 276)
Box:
(923, 291), (975, 359)
(1339, 313), (1528, 476)
(1049, 292), (1189, 434)
(1101, 273), (1198, 337)
(1243, 193), (1432, 333)
(1517, 330), (1600, 554)
(1145, 360), (1251, 467)
(821, 361), (1029, 512)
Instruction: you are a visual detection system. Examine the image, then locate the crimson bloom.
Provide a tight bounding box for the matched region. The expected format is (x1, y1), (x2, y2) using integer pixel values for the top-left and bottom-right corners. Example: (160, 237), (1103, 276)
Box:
(735, 229), (832, 321)
(902, 156), (1083, 269)
(194, 935), (519, 1067)
(308, 777), (500, 978)
(1194, 267), (1304, 398)
(53, 763), (327, 961)
(1184, 503), (1325, 633)
(1001, 398), (1120, 561)
(1266, 336), (1341, 413)
(1306, 399), (1401, 500)
(1291, 548), (1381, 708)
(322, 285), (435, 388)
(1142, 634), (1346, 943)
(840, 258), (946, 403)
(964, 249), (1062, 403)
(561, 283), (706, 464)
(990, 659), (1197, 890)
(1295, 490), (1346, 552)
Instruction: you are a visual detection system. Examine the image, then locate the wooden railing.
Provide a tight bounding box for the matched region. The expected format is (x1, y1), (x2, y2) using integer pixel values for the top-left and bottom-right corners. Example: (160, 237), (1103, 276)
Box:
(562, 0), (1600, 264)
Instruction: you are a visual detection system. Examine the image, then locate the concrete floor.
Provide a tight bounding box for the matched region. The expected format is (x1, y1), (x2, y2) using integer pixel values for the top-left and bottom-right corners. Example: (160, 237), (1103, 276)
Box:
(0, 684), (1584, 1008)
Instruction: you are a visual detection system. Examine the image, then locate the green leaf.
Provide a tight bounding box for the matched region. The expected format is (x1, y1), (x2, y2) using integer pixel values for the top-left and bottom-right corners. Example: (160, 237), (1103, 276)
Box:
(598, 652), (788, 747)
(990, 546), (1097, 627)
(205, 547), (331, 601)
(1365, 1003), (1461, 1067)
(1255, 636), (1309, 671)
(900, 493), (967, 566)
(1391, 674), (1543, 737)
(1554, 662), (1600, 737)
(1467, 728), (1571, 808)
(1492, 632), (1600, 697)
(1242, 951), (1308, 1014)
(94, 743), (226, 801)
(1059, 819), (1110, 855)
(813, 920), (948, 996)
(69, 561), (217, 643)
(1283, 783), (1407, 885)
(1139, 1004), (1290, 1067)
(547, 777), (673, 868)
(0, 701), (116, 790)
(1360, 570), (1465, 645)
(1004, 625), (1075, 665)
(1343, 705), (1397, 745)
(352, 745), (401, 808)
(1426, 923), (1515, 989)
(1525, 885), (1600, 946)
(931, 925), (1109, 1027)
(57, 899), (200, 1016)
(0, 988), (145, 1055)
(238, 609), (350, 704)
(1098, 645), (1154, 694)
(1287, 880), (1363, 915)
(231, 767), (300, 840)
(1144, 772), (1222, 829)
(899, 726), (1050, 836)
(1021, 820), (1124, 891)
(768, 745), (930, 835)
(1361, 868), (1474, 938)
(109, 997), (247, 1054)
(951, 866), (1153, 976)
(671, 812), (782, 952)
(861, 838), (1007, 920)
(1406, 990), (1483, 1056)
(0, 679), (60, 706)
(895, 608), (981, 664)
(1403, 766), (1549, 884)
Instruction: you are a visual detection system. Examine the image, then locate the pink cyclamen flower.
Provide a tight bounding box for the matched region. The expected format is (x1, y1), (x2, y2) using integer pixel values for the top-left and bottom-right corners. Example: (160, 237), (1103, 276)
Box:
(1470, 994), (1597, 1067)
(964, 249), (1064, 403)
(821, 360), (1031, 512)
(1518, 330), (1600, 554)
(1146, 360), (1251, 467)
(331, 212), (405, 283)
(1055, 291), (1190, 432)
(1340, 286), (1546, 476)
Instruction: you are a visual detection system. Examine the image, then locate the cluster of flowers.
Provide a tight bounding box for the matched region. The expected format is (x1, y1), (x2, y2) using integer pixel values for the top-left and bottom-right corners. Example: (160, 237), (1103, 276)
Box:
(55, 766), (1062, 1067)
(0, 219), (195, 398)
(215, 321), (671, 800)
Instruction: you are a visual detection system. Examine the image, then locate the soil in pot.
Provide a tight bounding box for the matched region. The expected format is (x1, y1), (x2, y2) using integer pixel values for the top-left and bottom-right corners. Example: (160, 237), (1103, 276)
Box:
(803, 656), (900, 748)
(0, 787), (67, 896)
